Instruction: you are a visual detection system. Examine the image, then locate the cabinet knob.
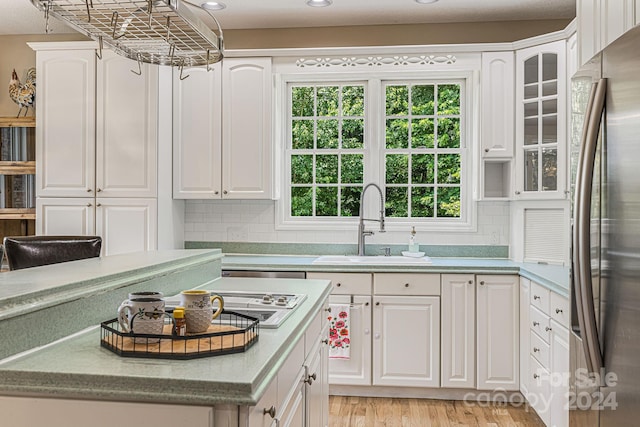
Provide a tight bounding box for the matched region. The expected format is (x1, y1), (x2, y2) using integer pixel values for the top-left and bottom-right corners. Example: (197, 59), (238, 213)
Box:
(545, 326), (552, 332)
(365, 302), (369, 306)
(515, 190), (521, 195)
(533, 295), (541, 300)
(533, 321), (539, 326)
(533, 373), (540, 379)
(374, 333), (380, 339)
(324, 307), (331, 313)
(263, 406), (276, 418)
(556, 308), (563, 314)
(484, 148), (490, 153)
(336, 283), (341, 287)
(480, 281), (485, 286)
(375, 302), (380, 306)
(364, 329), (370, 335)
(214, 191), (219, 195)
(96, 203), (102, 207)
(86, 203), (92, 207)
(96, 188), (102, 193)
(87, 188), (92, 193)
(468, 280), (473, 284)
(404, 283), (409, 288)
(223, 190), (228, 195)
(533, 347), (540, 353)
(304, 373), (317, 385)
(321, 339), (329, 345)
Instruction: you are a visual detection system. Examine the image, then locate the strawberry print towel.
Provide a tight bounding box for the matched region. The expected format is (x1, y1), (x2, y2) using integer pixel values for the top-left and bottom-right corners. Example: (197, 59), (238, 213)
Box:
(328, 304), (350, 359)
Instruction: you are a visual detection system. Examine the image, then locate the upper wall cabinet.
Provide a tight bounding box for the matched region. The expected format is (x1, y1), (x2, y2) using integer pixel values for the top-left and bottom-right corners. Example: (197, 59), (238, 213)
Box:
(173, 57), (273, 200)
(514, 40), (567, 200)
(481, 52), (515, 158)
(36, 49), (157, 199)
(578, 0), (639, 66)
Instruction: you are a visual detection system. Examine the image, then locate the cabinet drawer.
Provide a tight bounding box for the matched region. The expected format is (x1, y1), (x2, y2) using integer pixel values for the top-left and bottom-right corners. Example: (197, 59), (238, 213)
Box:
(304, 310), (323, 360)
(530, 330), (550, 369)
(374, 273), (440, 296)
(528, 356), (551, 426)
(530, 281), (551, 314)
(530, 305), (551, 343)
(550, 292), (570, 328)
(306, 272), (371, 295)
(277, 338), (304, 408)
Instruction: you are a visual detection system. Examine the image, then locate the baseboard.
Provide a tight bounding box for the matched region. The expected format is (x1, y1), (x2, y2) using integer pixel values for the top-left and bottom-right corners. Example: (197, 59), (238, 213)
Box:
(329, 385), (525, 404)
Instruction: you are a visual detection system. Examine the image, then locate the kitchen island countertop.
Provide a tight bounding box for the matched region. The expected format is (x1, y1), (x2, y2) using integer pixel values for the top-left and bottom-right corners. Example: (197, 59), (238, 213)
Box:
(0, 277), (332, 406)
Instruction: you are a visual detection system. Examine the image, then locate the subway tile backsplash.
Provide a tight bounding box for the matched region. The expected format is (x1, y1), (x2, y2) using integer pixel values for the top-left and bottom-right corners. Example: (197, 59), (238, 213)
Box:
(184, 200), (510, 247)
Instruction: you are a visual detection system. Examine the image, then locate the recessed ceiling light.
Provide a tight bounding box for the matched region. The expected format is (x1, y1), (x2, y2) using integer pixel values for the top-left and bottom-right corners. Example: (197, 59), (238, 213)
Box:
(415, 0), (438, 4)
(201, 1), (226, 10)
(306, 0), (332, 7)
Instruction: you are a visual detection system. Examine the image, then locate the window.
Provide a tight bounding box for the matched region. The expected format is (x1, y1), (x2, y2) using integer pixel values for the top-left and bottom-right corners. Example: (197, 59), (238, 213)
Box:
(284, 75), (469, 228)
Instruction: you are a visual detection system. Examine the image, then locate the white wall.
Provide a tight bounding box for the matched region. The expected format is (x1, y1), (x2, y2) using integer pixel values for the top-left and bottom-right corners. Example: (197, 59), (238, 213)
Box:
(184, 200), (509, 247)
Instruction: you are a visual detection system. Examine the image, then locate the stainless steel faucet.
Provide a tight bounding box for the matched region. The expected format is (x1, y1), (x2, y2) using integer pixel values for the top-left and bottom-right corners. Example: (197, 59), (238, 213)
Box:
(358, 183), (386, 256)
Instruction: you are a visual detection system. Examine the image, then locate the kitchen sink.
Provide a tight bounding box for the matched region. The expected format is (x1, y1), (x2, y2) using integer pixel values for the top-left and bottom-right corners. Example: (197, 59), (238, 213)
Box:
(312, 255), (432, 265)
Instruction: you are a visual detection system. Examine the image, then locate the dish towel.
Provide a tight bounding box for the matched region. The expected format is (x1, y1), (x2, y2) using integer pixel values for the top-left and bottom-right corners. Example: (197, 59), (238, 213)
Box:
(328, 304), (351, 359)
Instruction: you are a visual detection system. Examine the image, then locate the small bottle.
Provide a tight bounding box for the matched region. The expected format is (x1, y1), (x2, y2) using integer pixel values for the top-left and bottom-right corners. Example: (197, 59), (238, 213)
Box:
(409, 226), (419, 252)
(173, 307), (187, 336)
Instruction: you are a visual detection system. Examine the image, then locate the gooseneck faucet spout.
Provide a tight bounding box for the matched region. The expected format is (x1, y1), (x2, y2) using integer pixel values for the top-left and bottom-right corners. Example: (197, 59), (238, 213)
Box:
(358, 183), (386, 256)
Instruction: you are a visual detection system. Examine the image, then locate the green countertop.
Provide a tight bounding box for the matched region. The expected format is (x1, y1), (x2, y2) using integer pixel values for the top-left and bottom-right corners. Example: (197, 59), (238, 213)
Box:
(221, 254), (570, 297)
(0, 277), (332, 406)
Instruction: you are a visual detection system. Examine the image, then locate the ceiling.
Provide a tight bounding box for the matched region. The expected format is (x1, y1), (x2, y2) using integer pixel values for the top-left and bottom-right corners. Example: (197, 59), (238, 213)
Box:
(1, 0), (576, 36)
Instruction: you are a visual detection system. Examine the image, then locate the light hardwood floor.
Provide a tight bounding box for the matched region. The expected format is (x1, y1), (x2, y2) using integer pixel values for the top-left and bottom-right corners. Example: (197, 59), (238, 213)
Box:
(329, 396), (545, 427)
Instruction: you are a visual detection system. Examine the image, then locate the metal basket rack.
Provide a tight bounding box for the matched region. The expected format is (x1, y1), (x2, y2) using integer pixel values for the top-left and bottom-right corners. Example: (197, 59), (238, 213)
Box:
(100, 310), (259, 360)
(30, 0), (223, 68)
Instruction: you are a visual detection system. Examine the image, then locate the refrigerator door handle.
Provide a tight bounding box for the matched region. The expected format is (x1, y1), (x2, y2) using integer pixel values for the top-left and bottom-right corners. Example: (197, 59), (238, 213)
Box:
(574, 78), (607, 374)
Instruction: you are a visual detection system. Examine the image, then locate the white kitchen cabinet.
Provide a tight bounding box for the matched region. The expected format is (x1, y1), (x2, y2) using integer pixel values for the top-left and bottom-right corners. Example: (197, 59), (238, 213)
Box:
(441, 274), (475, 389)
(36, 197), (157, 256)
(578, 0), (638, 66)
(519, 277), (531, 396)
(549, 319), (570, 427)
(476, 274), (519, 391)
(514, 40), (567, 200)
(36, 49), (157, 199)
(481, 51), (515, 158)
(248, 377), (278, 427)
(173, 57), (273, 200)
(372, 295), (440, 387)
(327, 294), (371, 386)
(305, 330), (329, 427)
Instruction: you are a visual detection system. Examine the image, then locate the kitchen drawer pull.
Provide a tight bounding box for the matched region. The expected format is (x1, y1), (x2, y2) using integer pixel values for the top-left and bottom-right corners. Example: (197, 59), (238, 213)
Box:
(365, 302), (370, 306)
(468, 280), (473, 284)
(96, 188), (102, 192)
(545, 326), (552, 332)
(305, 373), (317, 385)
(404, 283), (409, 288)
(336, 283), (341, 287)
(533, 373), (539, 379)
(263, 406), (276, 418)
(533, 321), (540, 327)
(375, 302), (380, 306)
(214, 190), (219, 195)
(533, 295), (541, 300)
(325, 307), (331, 313)
(86, 188), (92, 192)
(533, 347), (540, 353)
(556, 308), (563, 314)
(86, 203), (92, 207)
(321, 339), (329, 345)
(480, 281), (485, 286)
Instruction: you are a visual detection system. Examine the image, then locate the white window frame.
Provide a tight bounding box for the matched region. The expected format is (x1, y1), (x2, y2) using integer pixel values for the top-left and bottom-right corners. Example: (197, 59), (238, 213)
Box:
(275, 70), (477, 232)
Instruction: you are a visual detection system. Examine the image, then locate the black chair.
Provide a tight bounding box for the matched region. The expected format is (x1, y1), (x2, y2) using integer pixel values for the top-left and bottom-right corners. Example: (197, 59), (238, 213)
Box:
(3, 236), (102, 271)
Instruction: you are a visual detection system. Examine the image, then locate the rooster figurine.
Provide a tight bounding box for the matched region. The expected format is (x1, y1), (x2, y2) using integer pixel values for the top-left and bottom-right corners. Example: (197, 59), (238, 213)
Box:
(9, 68), (36, 118)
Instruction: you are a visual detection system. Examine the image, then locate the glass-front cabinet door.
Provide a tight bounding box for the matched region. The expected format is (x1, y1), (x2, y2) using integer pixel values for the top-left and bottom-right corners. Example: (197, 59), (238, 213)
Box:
(515, 40), (567, 199)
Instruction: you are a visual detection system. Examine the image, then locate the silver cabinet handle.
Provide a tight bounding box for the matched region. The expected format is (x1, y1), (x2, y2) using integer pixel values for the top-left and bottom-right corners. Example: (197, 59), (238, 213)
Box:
(515, 190), (521, 195)
(545, 326), (552, 332)
(263, 406), (276, 418)
(533, 321), (539, 326)
(223, 190), (228, 195)
(87, 188), (92, 192)
(304, 373), (317, 385)
(325, 307), (331, 313)
(86, 203), (92, 207)
(375, 302), (380, 306)
(484, 148), (490, 153)
(96, 188), (102, 192)
(214, 190), (219, 195)
(533, 373), (539, 379)
(468, 280), (473, 284)
(533, 295), (541, 300)
(321, 339), (328, 345)
(556, 308), (563, 314)
(404, 283), (409, 288)
(533, 347), (540, 353)
(479, 281), (485, 286)
(374, 333), (380, 339)
(96, 203), (102, 207)
(365, 302), (369, 306)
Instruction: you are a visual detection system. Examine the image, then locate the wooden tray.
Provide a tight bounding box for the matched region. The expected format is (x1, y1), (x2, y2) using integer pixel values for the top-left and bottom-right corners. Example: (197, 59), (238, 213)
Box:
(100, 311), (259, 360)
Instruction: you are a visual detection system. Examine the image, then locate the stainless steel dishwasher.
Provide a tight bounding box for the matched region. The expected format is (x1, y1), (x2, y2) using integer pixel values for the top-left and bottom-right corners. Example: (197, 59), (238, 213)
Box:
(221, 270), (306, 279)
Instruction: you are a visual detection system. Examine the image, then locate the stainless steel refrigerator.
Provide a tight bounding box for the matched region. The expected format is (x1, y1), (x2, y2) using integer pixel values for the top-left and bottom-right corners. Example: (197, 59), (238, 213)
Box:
(570, 24), (640, 427)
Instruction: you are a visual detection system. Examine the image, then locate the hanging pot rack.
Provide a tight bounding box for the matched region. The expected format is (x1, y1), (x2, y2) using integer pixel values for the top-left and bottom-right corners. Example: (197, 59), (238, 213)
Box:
(30, 0), (224, 69)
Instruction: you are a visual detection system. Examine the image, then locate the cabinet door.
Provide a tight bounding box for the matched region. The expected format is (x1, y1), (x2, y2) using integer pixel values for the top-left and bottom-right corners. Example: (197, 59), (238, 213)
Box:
(95, 198), (157, 256)
(328, 295), (372, 386)
(221, 58), (272, 199)
(476, 275), (519, 390)
(515, 40), (566, 200)
(601, 0), (636, 49)
(373, 295), (440, 387)
(247, 377), (278, 427)
(36, 49), (95, 198)
(519, 277), (531, 395)
(481, 52), (515, 157)
(441, 274), (475, 388)
(173, 64), (222, 199)
(549, 320), (569, 427)
(306, 335), (328, 427)
(279, 376), (305, 427)
(36, 197), (95, 236)
(96, 51), (157, 198)
(577, 0), (600, 66)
